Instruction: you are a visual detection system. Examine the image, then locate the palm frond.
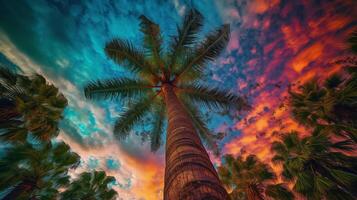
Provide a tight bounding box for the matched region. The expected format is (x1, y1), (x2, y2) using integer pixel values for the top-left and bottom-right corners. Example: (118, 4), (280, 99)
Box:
(265, 184), (294, 200)
(180, 96), (220, 155)
(84, 77), (153, 100)
(179, 83), (247, 110)
(168, 9), (203, 70)
(139, 15), (165, 74)
(0, 65), (18, 85)
(149, 103), (166, 152)
(175, 24), (230, 81)
(113, 96), (155, 140)
(105, 39), (158, 81)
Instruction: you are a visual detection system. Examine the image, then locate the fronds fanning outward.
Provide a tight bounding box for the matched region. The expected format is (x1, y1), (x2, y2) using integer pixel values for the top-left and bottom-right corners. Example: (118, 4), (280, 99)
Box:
(85, 9), (247, 155)
(149, 103), (166, 152)
(218, 154), (293, 200)
(175, 24), (230, 81)
(168, 9), (203, 70)
(84, 77), (153, 100)
(114, 96), (154, 140)
(180, 83), (246, 110)
(0, 68), (68, 142)
(61, 171), (117, 200)
(105, 39), (157, 81)
(271, 130), (357, 199)
(289, 67), (357, 143)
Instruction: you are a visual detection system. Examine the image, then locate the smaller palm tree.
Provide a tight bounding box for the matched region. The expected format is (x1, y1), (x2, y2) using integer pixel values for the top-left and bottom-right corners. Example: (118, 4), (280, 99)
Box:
(218, 154), (293, 200)
(0, 141), (80, 199)
(0, 66), (68, 142)
(289, 68), (357, 142)
(271, 130), (357, 200)
(61, 171), (117, 200)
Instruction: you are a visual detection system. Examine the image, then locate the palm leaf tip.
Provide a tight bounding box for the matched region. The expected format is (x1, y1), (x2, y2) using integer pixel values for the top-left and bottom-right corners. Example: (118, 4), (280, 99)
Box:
(105, 39), (154, 76)
(176, 24), (230, 79)
(175, 8), (204, 47)
(139, 15), (163, 56)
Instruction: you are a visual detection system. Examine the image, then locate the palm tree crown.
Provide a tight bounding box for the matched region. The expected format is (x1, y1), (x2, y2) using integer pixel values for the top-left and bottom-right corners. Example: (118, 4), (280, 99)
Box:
(218, 154), (293, 200)
(84, 9), (247, 153)
(289, 68), (357, 142)
(0, 66), (68, 142)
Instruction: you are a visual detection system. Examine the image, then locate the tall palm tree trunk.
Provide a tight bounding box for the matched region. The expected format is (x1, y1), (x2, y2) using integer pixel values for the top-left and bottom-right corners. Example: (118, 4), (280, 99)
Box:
(163, 84), (229, 200)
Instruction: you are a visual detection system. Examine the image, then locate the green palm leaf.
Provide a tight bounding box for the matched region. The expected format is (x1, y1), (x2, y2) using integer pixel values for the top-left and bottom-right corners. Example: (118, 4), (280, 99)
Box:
(175, 24), (230, 81)
(168, 9), (203, 70)
(84, 77), (153, 100)
(61, 171), (117, 200)
(105, 39), (158, 81)
(265, 184), (294, 200)
(139, 15), (165, 74)
(180, 83), (246, 110)
(113, 95), (155, 139)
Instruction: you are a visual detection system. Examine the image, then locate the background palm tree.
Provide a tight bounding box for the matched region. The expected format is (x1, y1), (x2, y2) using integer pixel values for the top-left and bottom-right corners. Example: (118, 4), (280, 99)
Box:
(61, 171), (117, 200)
(271, 130), (357, 200)
(289, 68), (357, 142)
(0, 66), (68, 142)
(218, 154), (293, 200)
(84, 9), (248, 199)
(0, 141), (80, 199)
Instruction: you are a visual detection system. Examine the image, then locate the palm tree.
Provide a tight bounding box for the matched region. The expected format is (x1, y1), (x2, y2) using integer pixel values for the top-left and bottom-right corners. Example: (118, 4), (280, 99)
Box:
(0, 141), (80, 199)
(289, 69), (357, 142)
(61, 171), (117, 200)
(84, 9), (248, 199)
(0, 66), (68, 142)
(271, 130), (357, 199)
(218, 154), (293, 200)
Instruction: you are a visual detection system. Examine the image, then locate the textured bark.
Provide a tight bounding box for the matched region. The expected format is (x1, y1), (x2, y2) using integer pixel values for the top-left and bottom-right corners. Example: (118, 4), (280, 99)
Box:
(163, 84), (229, 200)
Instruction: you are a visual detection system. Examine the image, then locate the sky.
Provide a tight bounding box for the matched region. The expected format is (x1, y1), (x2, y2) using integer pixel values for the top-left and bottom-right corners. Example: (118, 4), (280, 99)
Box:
(0, 0), (356, 199)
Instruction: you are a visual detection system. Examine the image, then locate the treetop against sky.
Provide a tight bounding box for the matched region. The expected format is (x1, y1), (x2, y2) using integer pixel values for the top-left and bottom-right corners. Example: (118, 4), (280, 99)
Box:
(0, 0), (355, 199)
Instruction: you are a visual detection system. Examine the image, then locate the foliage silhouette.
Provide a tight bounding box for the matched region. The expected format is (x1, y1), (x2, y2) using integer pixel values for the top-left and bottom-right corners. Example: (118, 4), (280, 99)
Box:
(218, 154), (293, 200)
(271, 130), (357, 199)
(0, 142), (80, 199)
(0, 66), (67, 142)
(61, 171), (117, 200)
